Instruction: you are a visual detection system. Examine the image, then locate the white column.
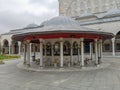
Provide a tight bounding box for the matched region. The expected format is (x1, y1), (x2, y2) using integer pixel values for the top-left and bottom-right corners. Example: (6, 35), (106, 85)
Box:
(112, 38), (115, 56)
(26, 41), (30, 67)
(30, 43), (32, 59)
(18, 41), (21, 55)
(44, 43), (47, 62)
(1, 45), (3, 54)
(8, 45), (11, 55)
(11, 44), (14, 54)
(60, 38), (63, 67)
(90, 42), (93, 60)
(80, 38), (84, 67)
(8, 41), (11, 54)
(23, 44), (27, 65)
(98, 40), (101, 64)
(78, 43), (80, 64)
(33, 43), (36, 59)
(39, 39), (43, 67)
(70, 46), (73, 66)
(94, 39), (98, 65)
(100, 40), (103, 62)
(70, 39), (73, 66)
(98, 41), (101, 58)
(51, 43), (54, 64)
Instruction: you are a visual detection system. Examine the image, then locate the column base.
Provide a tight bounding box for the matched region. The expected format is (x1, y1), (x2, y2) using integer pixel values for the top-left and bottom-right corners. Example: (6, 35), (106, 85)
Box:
(68, 63), (70, 67)
(59, 67), (64, 70)
(80, 64), (84, 68)
(81, 66), (85, 69)
(95, 61), (98, 66)
(96, 64), (100, 67)
(54, 63), (57, 68)
(98, 60), (102, 64)
(23, 62), (26, 65)
(39, 66), (43, 69)
(26, 64), (30, 67)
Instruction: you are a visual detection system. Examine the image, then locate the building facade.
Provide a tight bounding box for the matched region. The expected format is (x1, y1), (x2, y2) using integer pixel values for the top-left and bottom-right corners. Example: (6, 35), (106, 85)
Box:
(12, 16), (113, 67)
(59, 0), (120, 56)
(0, 0), (120, 56)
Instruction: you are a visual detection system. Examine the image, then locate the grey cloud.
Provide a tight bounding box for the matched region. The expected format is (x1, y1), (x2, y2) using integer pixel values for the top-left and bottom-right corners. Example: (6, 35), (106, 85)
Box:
(0, 0), (58, 34)
(0, 10), (57, 31)
(29, 0), (58, 9)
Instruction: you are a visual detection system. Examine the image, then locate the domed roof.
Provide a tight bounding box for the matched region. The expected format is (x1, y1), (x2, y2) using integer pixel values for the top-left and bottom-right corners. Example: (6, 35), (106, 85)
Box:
(12, 16), (114, 41)
(103, 9), (120, 18)
(41, 16), (80, 27)
(25, 23), (38, 29)
(80, 13), (96, 18)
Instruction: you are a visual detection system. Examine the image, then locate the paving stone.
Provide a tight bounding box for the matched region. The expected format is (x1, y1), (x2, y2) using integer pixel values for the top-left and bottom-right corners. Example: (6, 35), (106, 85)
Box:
(0, 57), (120, 90)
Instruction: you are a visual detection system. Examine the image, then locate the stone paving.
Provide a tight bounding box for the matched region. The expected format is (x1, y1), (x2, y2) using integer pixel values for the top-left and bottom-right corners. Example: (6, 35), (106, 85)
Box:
(0, 57), (120, 90)
(17, 62), (110, 72)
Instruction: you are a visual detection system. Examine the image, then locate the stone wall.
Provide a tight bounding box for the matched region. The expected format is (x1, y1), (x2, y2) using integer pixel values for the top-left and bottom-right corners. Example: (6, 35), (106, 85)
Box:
(59, 0), (120, 17)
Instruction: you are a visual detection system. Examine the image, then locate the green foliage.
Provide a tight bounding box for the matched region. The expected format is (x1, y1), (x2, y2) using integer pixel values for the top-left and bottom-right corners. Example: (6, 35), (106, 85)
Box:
(0, 55), (20, 60)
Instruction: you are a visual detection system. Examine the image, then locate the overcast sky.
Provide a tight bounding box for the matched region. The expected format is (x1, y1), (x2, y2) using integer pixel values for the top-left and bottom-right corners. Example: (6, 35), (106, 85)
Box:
(0, 0), (58, 34)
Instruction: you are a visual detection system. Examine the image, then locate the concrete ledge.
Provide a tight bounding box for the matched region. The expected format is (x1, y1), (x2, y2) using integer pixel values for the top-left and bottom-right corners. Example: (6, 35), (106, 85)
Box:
(17, 62), (110, 72)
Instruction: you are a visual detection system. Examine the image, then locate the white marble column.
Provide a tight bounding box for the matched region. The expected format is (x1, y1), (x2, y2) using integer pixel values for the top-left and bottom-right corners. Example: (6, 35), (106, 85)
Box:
(112, 38), (115, 56)
(8, 41), (11, 54)
(98, 41), (101, 58)
(60, 38), (63, 67)
(70, 39), (73, 66)
(1, 45), (3, 54)
(18, 41), (21, 55)
(39, 39), (43, 67)
(11, 44), (14, 54)
(94, 39), (98, 65)
(29, 43), (32, 59)
(98, 40), (101, 64)
(8, 45), (11, 55)
(33, 43), (36, 59)
(51, 43), (54, 64)
(70, 46), (73, 66)
(44, 43), (47, 62)
(90, 42), (93, 60)
(26, 41), (30, 67)
(100, 40), (103, 62)
(78, 43), (80, 65)
(80, 38), (84, 67)
(23, 44), (27, 65)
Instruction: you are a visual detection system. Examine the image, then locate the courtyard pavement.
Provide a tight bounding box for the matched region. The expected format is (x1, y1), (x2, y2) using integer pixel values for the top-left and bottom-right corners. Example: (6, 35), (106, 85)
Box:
(0, 57), (120, 90)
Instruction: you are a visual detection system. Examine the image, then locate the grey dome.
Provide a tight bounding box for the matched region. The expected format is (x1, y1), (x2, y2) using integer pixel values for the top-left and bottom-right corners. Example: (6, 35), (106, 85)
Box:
(42, 16), (80, 27)
(80, 13), (96, 18)
(25, 23), (38, 29)
(103, 9), (120, 18)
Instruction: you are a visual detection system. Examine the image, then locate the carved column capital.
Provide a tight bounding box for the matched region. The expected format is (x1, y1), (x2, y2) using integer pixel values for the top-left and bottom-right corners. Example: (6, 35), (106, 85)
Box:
(80, 38), (84, 42)
(23, 40), (30, 45)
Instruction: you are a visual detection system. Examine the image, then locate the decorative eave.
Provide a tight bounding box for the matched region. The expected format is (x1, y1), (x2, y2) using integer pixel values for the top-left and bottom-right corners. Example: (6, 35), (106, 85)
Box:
(12, 30), (114, 41)
(12, 16), (114, 41)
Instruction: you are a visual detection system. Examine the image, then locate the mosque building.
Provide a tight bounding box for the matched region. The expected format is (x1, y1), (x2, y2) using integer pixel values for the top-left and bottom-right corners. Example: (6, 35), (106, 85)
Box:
(0, 0), (119, 68)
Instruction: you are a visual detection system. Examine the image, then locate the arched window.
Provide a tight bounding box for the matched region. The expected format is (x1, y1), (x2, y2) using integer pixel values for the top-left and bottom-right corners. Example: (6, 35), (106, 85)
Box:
(73, 42), (78, 55)
(14, 42), (19, 54)
(3, 39), (9, 54)
(54, 42), (60, 56)
(115, 31), (120, 51)
(103, 39), (112, 52)
(3, 39), (9, 47)
(46, 42), (52, 56)
(63, 41), (71, 56)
